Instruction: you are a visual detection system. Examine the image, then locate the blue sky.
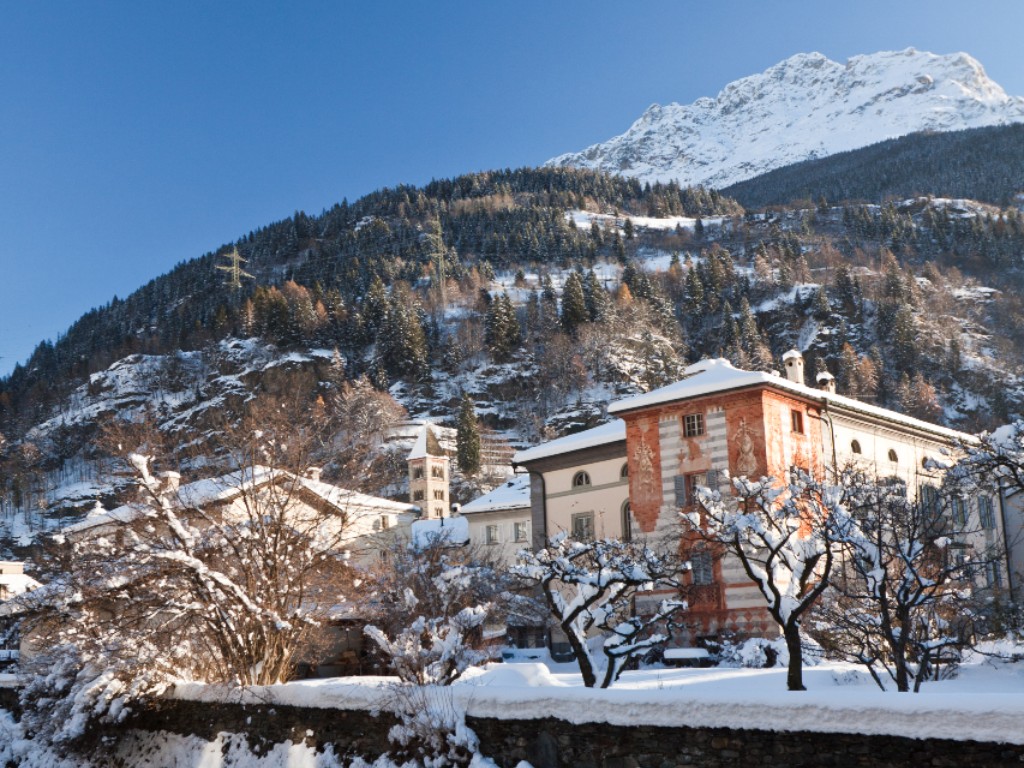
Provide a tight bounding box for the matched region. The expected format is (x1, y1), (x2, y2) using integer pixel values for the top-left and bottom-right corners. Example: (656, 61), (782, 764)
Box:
(2, 1), (1023, 376)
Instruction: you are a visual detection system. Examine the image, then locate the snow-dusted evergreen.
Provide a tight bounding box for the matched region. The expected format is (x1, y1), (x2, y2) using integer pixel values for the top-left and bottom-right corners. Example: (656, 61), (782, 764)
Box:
(548, 49), (1024, 188)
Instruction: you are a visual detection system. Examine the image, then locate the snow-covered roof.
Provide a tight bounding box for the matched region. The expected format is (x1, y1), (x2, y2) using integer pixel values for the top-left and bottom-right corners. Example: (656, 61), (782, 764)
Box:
(609, 358), (973, 443)
(513, 419), (626, 465)
(297, 476), (417, 515)
(64, 467), (415, 535)
(0, 565), (41, 598)
(461, 475), (531, 515)
(411, 515), (470, 548)
(407, 423), (446, 460)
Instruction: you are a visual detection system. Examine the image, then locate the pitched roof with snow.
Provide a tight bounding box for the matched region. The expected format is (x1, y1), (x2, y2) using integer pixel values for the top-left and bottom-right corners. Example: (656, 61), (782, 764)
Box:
(407, 423), (446, 460)
(296, 476), (417, 515)
(513, 419), (626, 465)
(63, 467), (415, 535)
(608, 358), (973, 443)
(460, 474), (531, 515)
(411, 515), (470, 548)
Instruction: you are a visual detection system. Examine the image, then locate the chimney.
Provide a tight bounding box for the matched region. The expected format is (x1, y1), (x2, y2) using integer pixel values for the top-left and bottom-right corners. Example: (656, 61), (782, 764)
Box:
(158, 471), (181, 495)
(782, 349), (805, 386)
(304, 466), (322, 482)
(816, 370), (837, 394)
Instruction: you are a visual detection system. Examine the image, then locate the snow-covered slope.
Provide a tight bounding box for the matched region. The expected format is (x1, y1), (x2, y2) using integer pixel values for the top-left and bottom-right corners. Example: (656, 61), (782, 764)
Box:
(548, 49), (1024, 189)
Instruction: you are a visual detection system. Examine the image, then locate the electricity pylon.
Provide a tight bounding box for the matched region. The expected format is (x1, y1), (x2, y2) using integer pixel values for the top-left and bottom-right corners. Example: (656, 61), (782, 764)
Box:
(216, 247), (255, 289)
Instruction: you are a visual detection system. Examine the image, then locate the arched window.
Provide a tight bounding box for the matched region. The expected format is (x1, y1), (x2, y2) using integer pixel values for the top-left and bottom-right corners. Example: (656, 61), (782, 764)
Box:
(851, 440), (862, 455)
(888, 449), (899, 464)
(621, 500), (632, 542)
(572, 471), (591, 488)
(620, 463), (629, 479)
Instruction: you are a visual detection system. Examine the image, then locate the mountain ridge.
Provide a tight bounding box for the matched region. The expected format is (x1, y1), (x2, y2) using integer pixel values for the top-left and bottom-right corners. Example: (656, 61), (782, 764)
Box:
(547, 49), (1024, 188)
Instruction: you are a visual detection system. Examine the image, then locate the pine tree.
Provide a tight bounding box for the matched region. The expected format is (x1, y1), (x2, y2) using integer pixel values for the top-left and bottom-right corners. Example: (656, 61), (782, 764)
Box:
(485, 292), (521, 362)
(456, 394), (481, 476)
(561, 271), (588, 335)
(583, 269), (610, 322)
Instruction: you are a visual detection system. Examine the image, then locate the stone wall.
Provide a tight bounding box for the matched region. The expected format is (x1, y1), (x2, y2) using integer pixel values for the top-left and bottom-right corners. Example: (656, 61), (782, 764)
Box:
(122, 698), (397, 761)
(467, 716), (1024, 768)
(103, 699), (1024, 768)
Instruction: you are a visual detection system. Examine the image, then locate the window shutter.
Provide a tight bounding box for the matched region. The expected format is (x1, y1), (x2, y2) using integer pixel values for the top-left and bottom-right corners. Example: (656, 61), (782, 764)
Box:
(674, 475), (688, 507)
(706, 469), (720, 491)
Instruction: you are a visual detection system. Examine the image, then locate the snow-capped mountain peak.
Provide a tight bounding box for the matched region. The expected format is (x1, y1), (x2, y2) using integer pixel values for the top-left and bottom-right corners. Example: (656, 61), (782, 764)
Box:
(547, 49), (1024, 189)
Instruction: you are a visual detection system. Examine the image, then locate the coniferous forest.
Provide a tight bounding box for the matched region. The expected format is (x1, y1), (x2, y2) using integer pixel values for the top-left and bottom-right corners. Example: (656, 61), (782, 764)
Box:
(2, 153), (1024, 538)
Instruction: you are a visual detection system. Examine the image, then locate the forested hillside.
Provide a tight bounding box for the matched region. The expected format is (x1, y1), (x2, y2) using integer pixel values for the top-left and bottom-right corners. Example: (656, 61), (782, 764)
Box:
(2, 165), (1024, 545)
(722, 123), (1024, 209)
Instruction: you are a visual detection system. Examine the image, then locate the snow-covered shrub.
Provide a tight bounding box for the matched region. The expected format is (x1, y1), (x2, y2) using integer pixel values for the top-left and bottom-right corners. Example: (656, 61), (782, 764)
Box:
(17, 643), (169, 752)
(363, 537), (509, 684)
(364, 602), (489, 686)
(383, 684), (480, 768)
(716, 636), (822, 669)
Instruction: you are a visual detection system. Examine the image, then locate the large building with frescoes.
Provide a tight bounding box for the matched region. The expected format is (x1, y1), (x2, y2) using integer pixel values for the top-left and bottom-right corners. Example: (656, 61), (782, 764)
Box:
(515, 352), (1008, 645)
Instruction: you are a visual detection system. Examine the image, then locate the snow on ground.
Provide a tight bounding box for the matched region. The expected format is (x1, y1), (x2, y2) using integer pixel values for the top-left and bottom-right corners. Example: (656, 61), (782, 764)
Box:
(567, 210), (725, 233)
(169, 653), (1024, 746)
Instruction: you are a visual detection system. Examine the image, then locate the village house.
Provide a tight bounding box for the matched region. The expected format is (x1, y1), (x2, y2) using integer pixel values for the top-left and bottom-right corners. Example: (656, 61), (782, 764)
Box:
(458, 473), (532, 566)
(515, 353), (1009, 646)
(0, 561), (41, 670)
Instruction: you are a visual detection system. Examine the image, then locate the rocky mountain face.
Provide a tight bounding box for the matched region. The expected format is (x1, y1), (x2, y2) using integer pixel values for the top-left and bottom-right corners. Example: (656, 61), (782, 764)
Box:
(548, 49), (1024, 189)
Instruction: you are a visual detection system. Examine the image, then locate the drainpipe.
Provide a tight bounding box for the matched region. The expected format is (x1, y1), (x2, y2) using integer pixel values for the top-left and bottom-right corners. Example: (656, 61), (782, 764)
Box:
(997, 477), (1016, 603)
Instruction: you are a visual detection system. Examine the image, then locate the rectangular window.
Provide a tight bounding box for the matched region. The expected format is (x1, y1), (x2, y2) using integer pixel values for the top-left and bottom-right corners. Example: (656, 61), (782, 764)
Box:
(486, 524), (499, 545)
(683, 413), (705, 438)
(978, 496), (996, 530)
(675, 472), (710, 508)
(413, 468), (424, 480)
(690, 548), (714, 585)
(920, 485), (939, 517)
(986, 561), (1003, 589)
(432, 466), (445, 479)
(951, 497), (968, 528)
(412, 490), (424, 502)
(571, 512), (595, 541)
(514, 521), (529, 542)
(791, 409), (804, 434)
(433, 489), (445, 500)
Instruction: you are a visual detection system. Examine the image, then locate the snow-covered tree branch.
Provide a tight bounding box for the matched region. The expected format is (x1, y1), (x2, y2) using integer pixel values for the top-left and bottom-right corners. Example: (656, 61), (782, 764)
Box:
(513, 534), (686, 688)
(813, 471), (993, 691)
(692, 470), (848, 691)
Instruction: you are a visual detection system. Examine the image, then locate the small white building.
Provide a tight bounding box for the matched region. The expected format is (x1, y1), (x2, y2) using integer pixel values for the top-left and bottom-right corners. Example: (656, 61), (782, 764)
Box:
(0, 561), (42, 667)
(460, 474), (532, 565)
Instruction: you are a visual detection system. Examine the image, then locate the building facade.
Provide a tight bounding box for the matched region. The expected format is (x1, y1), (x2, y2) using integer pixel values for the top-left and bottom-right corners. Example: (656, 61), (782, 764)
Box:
(515, 354), (1007, 646)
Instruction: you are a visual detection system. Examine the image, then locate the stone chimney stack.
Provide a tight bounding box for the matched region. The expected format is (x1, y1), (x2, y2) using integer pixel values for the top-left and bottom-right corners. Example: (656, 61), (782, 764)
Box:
(816, 371), (837, 394)
(782, 349), (805, 386)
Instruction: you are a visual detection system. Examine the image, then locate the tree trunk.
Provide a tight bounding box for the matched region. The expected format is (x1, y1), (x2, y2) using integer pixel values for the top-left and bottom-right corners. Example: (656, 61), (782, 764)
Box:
(562, 623), (597, 688)
(784, 625), (805, 691)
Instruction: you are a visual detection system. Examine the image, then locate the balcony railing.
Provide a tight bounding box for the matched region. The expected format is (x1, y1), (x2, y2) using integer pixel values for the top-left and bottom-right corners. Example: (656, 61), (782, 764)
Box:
(686, 582), (723, 610)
